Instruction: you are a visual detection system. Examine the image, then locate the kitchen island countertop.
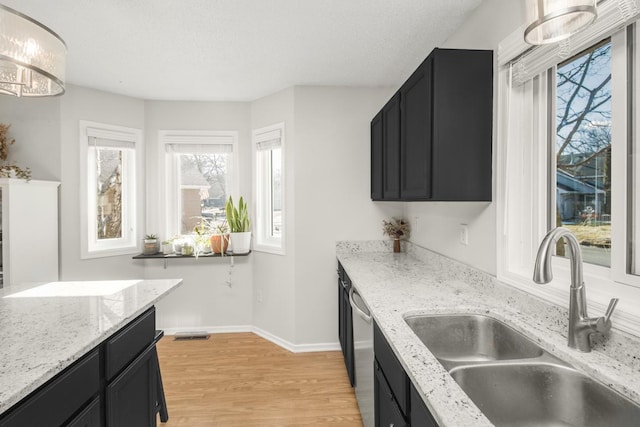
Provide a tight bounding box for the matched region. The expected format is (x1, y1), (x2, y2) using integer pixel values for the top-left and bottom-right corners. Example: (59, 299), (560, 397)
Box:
(337, 241), (640, 426)
(0, 278), (182, 415)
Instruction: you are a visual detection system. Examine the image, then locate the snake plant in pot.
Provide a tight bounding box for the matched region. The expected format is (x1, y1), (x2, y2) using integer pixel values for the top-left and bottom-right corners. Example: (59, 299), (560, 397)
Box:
(225, 196), (251, 254)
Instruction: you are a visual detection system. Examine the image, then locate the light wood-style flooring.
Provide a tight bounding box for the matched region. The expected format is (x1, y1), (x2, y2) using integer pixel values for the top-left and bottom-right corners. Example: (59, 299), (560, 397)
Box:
(156, 332), (363, 426)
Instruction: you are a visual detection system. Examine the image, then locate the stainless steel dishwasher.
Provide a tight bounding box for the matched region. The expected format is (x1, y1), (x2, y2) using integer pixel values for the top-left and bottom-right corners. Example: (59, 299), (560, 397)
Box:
(349, 285), (374, 427)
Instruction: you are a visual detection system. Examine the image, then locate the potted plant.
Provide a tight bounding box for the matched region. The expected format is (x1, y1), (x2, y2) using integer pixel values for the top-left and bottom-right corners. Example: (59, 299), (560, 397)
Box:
(209, 222), (230, 255)
(225, 196), (251, 254)
(143, 234), (160, 255)
(382, 218), (410, 253)
(193, 218), (213, 259)
(0, 124), (31, 181)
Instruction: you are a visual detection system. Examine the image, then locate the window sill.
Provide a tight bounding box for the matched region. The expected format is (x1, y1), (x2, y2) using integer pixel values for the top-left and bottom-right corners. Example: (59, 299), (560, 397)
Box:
(132, 251), (251, 268)
(500, 268), (640, 337)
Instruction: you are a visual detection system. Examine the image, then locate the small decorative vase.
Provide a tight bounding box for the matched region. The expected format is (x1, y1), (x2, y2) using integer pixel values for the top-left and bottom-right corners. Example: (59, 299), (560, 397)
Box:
(210, 234), (229, 254)
(393, 239), (401, 253)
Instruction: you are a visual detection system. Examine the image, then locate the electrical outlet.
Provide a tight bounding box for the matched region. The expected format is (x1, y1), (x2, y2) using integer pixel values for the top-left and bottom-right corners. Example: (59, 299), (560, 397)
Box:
(257, 291), (263, 303)
(459, 224), (469, 245)
(414, 216), (419, 233)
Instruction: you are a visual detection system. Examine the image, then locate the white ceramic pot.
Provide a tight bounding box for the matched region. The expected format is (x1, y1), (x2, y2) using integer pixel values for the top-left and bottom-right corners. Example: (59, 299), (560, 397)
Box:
(230, 232), (251, 254)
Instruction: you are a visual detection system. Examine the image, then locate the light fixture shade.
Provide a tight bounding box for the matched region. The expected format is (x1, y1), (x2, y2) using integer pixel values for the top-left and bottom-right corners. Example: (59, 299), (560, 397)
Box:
(525, 0), (598, 45)
(0, 4), (66, 97)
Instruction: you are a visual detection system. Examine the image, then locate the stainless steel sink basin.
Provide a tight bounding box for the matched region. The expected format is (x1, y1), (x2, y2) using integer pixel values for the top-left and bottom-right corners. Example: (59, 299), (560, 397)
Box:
(405, 313), (640, 426)
(450, 363), (640, 427)
(404, 314), (544, 369)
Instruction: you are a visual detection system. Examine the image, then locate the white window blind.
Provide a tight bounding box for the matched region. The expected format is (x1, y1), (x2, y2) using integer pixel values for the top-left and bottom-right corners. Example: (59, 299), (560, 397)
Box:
(255, 129), (282, 151)
(499, 0), (640, 84)
(160, 131), (235, 153)
(89, 137), (135, 150)
(164, 143), (233, 154)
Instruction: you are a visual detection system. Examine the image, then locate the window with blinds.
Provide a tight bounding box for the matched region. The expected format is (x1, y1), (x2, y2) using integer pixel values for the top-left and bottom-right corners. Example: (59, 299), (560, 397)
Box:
(80, 121), (141, 258)
(254, 123), (284, 254)
(161, 130), (239, 237)
(496, 1), (640, 334)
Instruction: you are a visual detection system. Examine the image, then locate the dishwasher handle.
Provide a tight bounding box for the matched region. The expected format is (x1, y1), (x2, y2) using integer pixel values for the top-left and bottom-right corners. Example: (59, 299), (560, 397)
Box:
(349, 286), (372, 324)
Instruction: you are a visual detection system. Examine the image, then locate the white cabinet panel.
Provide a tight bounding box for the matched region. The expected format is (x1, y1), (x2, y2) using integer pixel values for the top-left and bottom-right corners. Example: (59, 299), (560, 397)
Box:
(1, 179), (59, 287)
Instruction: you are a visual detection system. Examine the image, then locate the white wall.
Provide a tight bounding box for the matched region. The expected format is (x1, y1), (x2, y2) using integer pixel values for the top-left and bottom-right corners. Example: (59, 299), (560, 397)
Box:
(143, 100), (254, 333)
(292, 86), (402, 345)
(250, 87), (297, 344)
(59, 84), (146, 280)
(404, 0), (526, 275)
(0, 97), (61, 181)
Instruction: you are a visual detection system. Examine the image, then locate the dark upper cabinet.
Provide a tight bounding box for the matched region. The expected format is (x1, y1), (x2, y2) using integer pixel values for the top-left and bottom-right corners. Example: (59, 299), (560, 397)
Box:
(382, 93), (401, 200)
(371, 48), (493, 201)
(401, 57), (433, 200)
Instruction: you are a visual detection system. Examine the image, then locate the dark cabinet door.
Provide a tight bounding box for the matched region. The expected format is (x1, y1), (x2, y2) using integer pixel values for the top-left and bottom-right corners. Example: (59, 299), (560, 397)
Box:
(382, 93), (401, 200)
(430, 49), (492, 201)
(374, 361), (408, 427)
(67, 397), (102, 427)
(410, 383), (439, 427)
(342, 283), (355, 387)
(371, 111), (384, 200)
(400, 58), (433, 200)
(106, 343), (157, 427)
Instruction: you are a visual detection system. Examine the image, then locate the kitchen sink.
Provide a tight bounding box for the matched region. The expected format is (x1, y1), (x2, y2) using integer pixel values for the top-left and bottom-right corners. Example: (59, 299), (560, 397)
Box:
(450, 363), (640, 427)
(404, 313), (640, 426)
(404, 314), (545, 369)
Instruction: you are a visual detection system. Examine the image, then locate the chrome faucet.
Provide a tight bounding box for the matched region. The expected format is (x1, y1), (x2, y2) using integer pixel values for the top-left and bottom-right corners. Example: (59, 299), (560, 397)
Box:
(533, 227), (619, 352)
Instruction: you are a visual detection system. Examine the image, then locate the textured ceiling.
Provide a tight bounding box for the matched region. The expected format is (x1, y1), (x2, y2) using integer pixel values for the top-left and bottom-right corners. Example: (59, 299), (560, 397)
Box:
(3, 0), (483, 101)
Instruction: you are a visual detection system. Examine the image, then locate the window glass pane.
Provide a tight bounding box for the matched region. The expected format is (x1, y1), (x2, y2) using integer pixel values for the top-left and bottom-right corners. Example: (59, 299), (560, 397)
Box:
(271, 148), (282, 238)
(556, 41), (612, 267)
(95, 147), (123, 240)
(177, 152), (232, 234)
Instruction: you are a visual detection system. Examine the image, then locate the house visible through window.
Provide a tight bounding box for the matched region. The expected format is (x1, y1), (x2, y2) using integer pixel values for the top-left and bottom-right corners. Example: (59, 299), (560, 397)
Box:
(254, 123), (284, 254)
(162, 131), (238, 237)
(555, 41), (612, 268)
(80, 121), (140, 258)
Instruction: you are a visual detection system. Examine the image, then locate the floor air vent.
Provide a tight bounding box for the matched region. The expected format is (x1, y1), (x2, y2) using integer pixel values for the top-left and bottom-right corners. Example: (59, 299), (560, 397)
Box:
(174, 332), (210, 341)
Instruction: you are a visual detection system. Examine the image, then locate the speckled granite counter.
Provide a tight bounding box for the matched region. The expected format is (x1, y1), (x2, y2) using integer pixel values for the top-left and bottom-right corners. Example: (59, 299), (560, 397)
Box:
(0, 278), (183, 415)
(337, 241), (640, 426)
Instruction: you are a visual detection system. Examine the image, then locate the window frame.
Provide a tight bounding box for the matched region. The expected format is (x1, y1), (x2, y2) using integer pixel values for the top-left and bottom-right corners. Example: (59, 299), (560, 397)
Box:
(253, 123), (285, 255)
(79, 120), (141, 259)
(497, 26), (640, 335)
(160, 130), (239, 239)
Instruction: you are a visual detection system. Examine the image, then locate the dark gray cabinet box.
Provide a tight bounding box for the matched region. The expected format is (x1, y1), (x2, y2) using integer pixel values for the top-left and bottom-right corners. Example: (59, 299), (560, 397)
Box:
(371, 48), (493, 202)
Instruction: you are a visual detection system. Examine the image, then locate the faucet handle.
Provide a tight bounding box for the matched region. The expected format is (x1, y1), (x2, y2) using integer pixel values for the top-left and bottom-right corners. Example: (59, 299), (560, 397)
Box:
(604, 298), (619, 324)
(593, 298), (619, 334)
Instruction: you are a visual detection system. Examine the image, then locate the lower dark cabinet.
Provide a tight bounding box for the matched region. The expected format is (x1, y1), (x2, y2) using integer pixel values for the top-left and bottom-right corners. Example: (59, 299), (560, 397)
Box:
(373, 320), (440, 427)
(337, 262), (355, 387)
(106, 343), (157, 427)
(410, 383), (438, 427)
(375, 361), (408, 427)
(0, 307), (162, 427)
(0, 350), (100, 427)
(67, 397), (101, 427)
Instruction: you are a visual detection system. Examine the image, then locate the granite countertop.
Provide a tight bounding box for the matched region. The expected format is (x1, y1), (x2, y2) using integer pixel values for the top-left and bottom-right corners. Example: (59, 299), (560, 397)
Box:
(0, 278), (183, 416)
(337, 241), (640, 427)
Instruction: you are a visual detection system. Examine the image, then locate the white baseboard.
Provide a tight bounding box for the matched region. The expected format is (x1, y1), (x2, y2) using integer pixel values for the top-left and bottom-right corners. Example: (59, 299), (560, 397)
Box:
(161, 325), (340, 353)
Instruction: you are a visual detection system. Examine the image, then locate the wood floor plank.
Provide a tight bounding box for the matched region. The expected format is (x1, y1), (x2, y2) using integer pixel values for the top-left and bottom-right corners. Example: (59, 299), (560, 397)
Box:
(156, 332), (363, 426)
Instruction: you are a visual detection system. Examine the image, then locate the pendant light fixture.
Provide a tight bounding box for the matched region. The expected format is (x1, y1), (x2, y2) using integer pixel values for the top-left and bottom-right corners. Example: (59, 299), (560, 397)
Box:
(0, 4), (66, 97)
(525, 0), (598, 45)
